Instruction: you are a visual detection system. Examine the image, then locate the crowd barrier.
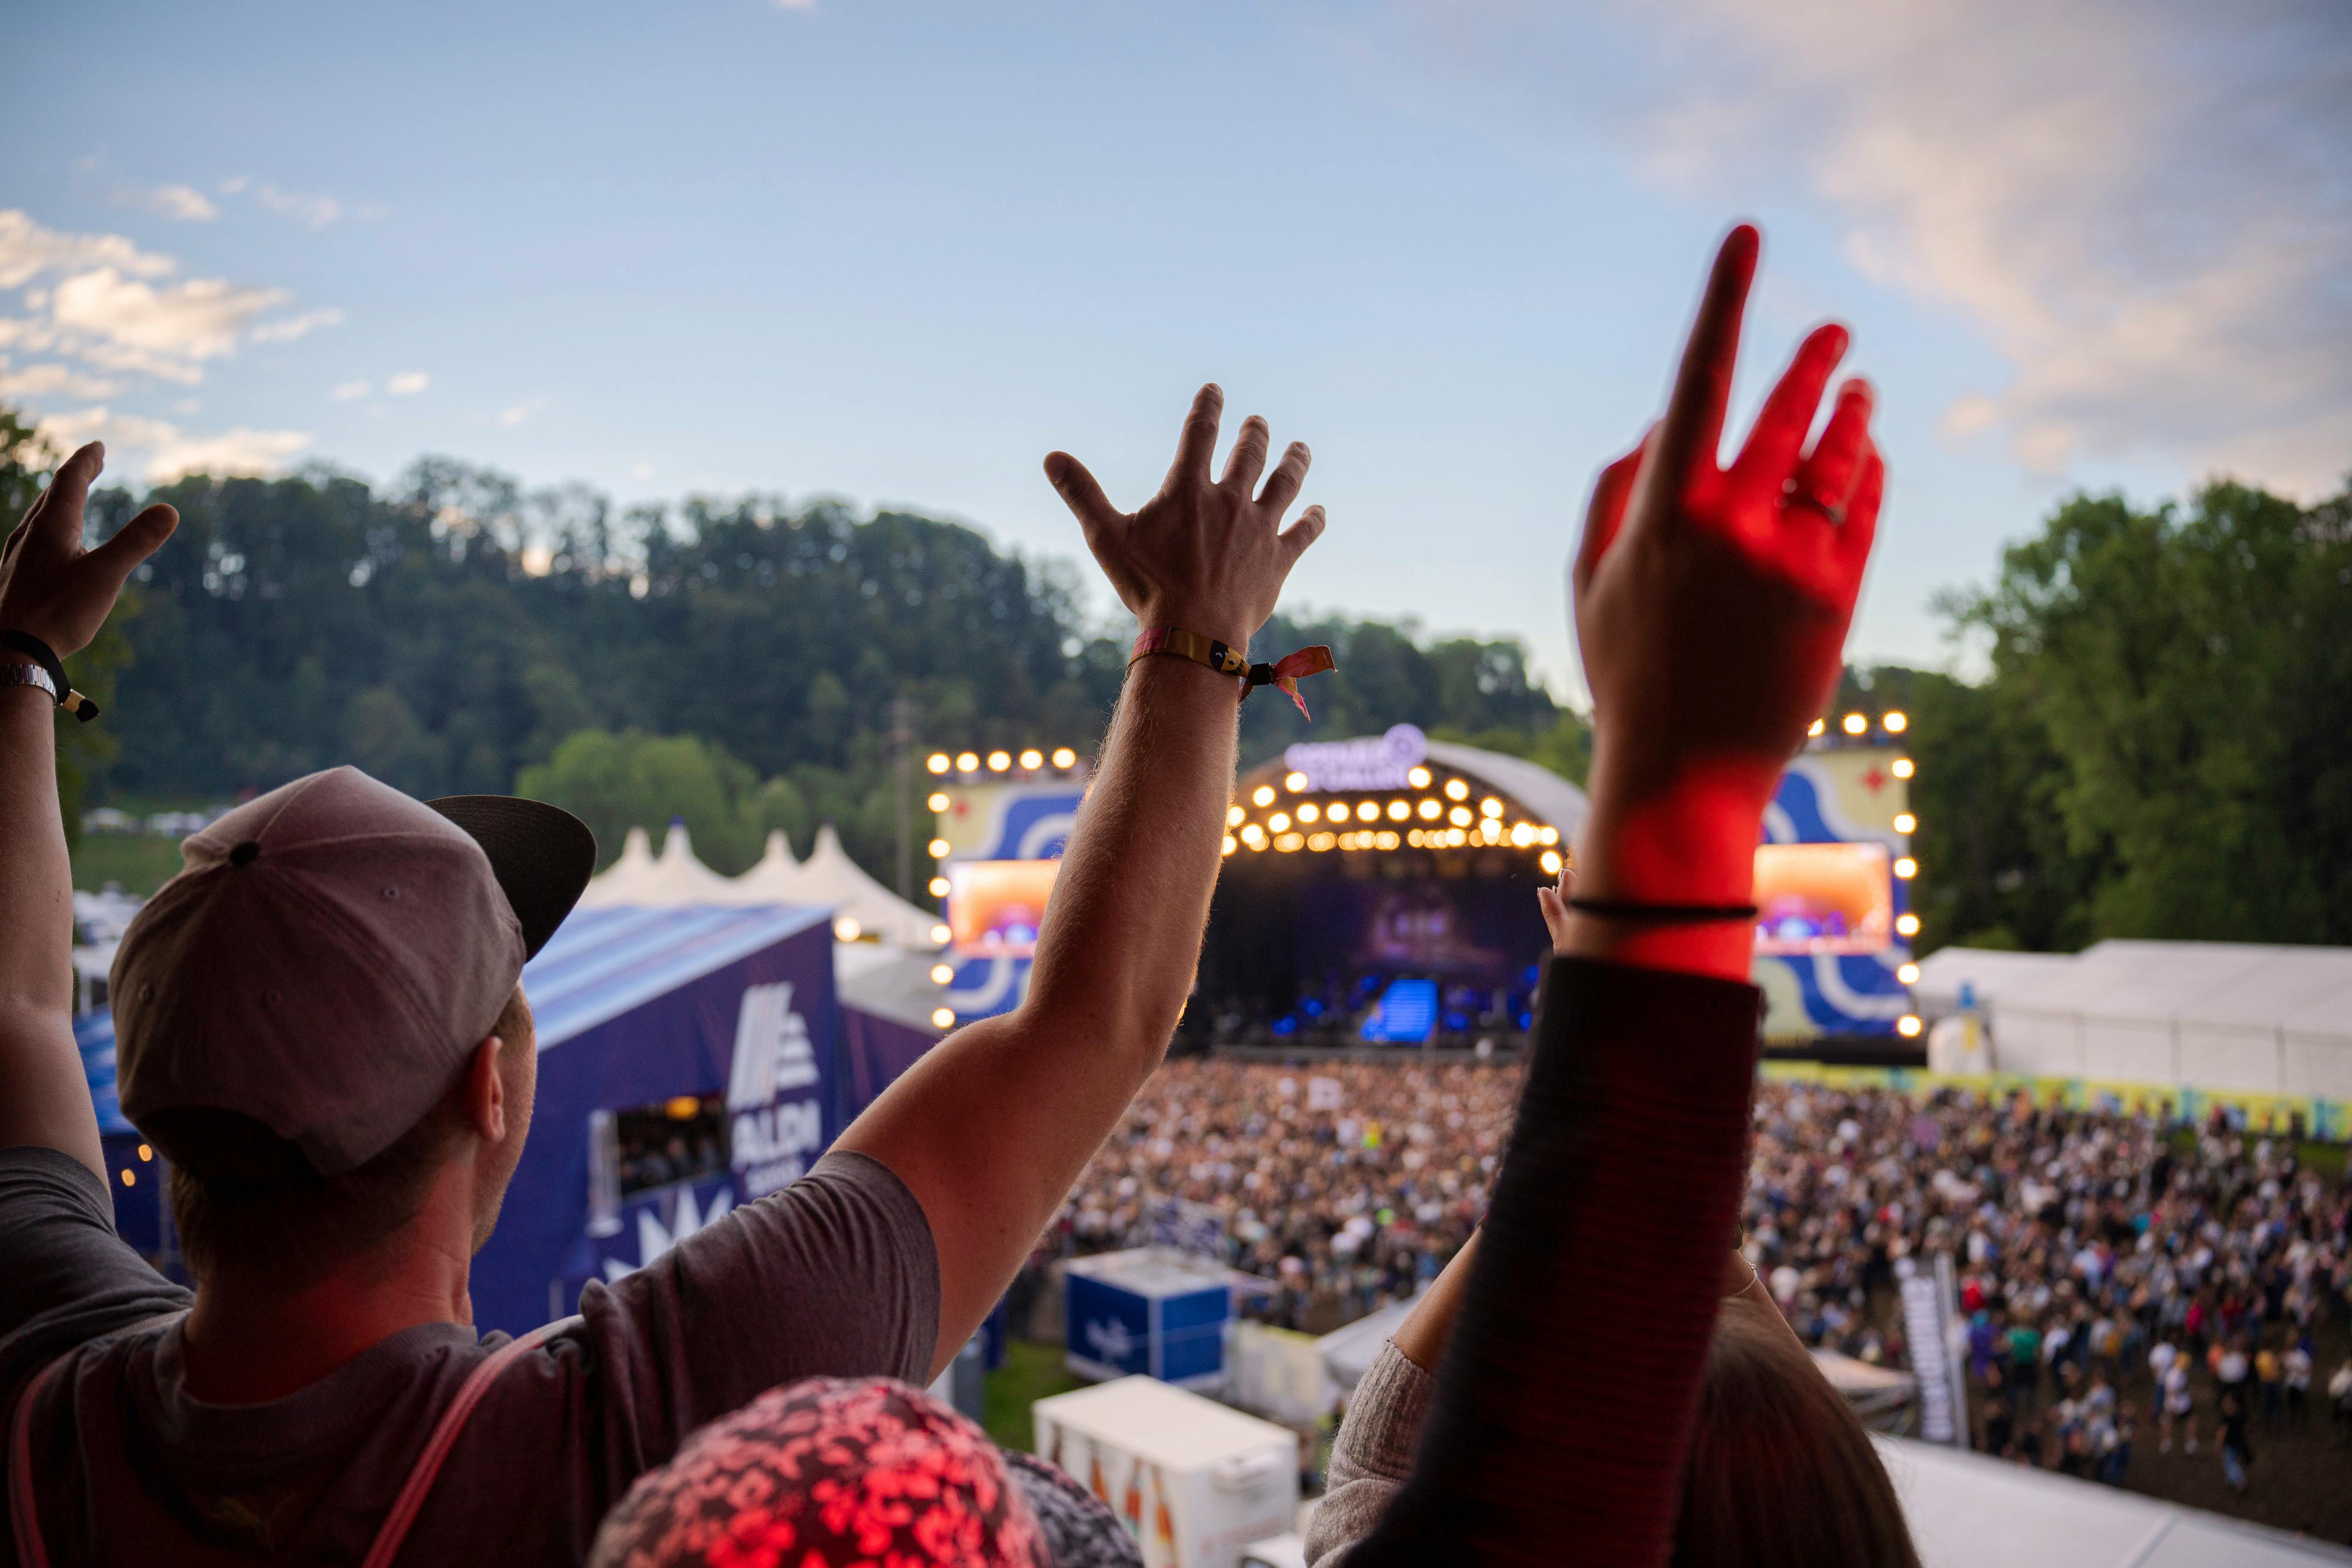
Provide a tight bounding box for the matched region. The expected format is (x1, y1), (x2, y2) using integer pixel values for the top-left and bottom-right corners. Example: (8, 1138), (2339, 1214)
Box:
(1758, 1061), (2352, 1142)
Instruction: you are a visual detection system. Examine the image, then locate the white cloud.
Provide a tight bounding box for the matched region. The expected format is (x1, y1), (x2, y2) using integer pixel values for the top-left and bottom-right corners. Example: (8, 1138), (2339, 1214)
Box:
(248, 306), (346, 344)
(494, 396), (547, 427)
(50, 268), (288, 360)
(121, 183), (219, 222)
(0, 360), (122, 399)
(36, 405), (311, 482)
(331, 379), (371, 401)
(386, 370), (429, 396)
(0, 210), (175, 290)
(1335, 0), (2352, 497)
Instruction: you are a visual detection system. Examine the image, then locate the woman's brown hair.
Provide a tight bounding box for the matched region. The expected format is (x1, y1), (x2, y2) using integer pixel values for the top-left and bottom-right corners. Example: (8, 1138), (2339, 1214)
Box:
(1673, 1296), (1923, 1568)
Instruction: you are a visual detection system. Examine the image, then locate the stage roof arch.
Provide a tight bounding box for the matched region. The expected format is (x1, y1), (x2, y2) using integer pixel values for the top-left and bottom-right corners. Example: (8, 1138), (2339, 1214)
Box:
(1225, 723), (1586, 862)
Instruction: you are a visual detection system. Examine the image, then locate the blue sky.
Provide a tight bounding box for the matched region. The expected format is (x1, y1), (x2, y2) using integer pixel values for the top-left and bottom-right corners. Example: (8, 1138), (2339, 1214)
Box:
(6, 0), (2346, 697)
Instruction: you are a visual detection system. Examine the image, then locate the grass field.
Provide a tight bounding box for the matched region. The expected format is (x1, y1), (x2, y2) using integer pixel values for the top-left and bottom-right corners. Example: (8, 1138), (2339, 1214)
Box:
(984, 1340), (1081, 1453)
(70, 834), (187, 896)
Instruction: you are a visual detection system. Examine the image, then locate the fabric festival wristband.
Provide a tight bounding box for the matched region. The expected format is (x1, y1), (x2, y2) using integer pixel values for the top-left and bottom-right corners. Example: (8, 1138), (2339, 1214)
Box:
(1566, 897), (1759, 924)
(1129, 627), (1336, 720)
(0, 630), (99, 722)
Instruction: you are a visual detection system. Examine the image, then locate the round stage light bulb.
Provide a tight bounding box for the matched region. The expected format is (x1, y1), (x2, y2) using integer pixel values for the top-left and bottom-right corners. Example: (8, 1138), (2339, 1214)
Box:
(1268, 813), (1291, 833)
(1356, 801), (1379, 823)
(1444, 778), (1469, 801)
(1447, 828), (1468, 847)
(1883, 711), (1908, 734)
(1480, 798), (1502, 819)
(1254, 785), (1277, 807)
(930, 963), (954, 985)
(927, 753), (951, 774)
(1449, 806), (1472, 827)
(1284, 771), (1309, 793)
(1897, 1014), (1923, 1038)
(1019, 748), (1044, 770)
(1509, 822), (1535, 847)
(956, 751), (980, 773)
(833, 917), (863, 942)
(1892, 758), (1915, 779)
(1842, 713), (1867, 735)
(1051, 747), (1078, 769)
(1538, 826), (1559, 845)
(1386, 800), (1409, 821)
(986, 750), (1011, 771)
(1417, 798), (1440, 820)
(1309, 832), (1335, 851)
(1893, 813), (1916, 834)
(1228, 804), (1245, 826)
(932, 1007), (956, 1029)
(931, 923), (952, 944)
(1298, 803), (1321, 824)
(928, 838), (951, 858)
(1406, 829), (1424, 847)
(1897, 962), (1921, 985)
(929, 876), (952, 897)
(1242, 824), (1268, 849)
(1407, 766), (1431, 788)
(1895, 857), (1917, 880)
(1275, 832), (1304, 852)
(927, 791), (951, 812)
(1377, 831), (1400, 850)
(137, 1144), (151, 1162)
(1541, 850), (1563, 875)
(1222, 834), (1238, 856)
(1808, 719), (1825, 738)
(1896, 912), (1920, 936)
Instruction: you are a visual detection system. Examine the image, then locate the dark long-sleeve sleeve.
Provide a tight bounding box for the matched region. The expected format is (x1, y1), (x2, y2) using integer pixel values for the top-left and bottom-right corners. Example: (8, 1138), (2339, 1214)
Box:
(1345, 955), (1760, 1567)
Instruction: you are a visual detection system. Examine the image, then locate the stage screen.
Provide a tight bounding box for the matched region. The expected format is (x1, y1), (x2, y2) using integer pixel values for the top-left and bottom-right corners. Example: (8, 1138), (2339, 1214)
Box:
(947, 860), (1061, 956)
(1295, 874), (1544, 989)
(1753, 842), (1893, 955)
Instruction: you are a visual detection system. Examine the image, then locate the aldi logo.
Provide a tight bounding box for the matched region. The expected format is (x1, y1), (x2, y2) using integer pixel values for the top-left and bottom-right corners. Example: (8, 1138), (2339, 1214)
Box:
(727, 982), (817, 1108)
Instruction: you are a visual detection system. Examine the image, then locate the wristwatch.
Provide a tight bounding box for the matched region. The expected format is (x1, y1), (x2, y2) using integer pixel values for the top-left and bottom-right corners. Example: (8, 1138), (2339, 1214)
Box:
(1, 661), (61, 702)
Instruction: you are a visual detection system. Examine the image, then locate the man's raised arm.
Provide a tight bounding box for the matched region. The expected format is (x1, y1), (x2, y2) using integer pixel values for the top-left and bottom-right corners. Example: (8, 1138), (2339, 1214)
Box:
(837, 385), (1325, 1376)
(0, 443), (177, 1177)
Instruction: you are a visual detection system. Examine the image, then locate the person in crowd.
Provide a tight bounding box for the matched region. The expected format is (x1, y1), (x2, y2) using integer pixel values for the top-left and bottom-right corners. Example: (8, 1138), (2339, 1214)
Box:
(2285, 1333), (2314, 1423)
(2163, 1348), (2199, 1455)
(2255, 1335), (2285, 1425)
(2330, 1356), (2352, 1440)
(2217, 1389), (2254, 1495)
(0, 379), (1328, 1563)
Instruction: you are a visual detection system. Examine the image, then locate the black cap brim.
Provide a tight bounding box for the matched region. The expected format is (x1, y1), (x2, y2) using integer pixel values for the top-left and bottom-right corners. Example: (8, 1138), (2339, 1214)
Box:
(426, 795), (598, 959)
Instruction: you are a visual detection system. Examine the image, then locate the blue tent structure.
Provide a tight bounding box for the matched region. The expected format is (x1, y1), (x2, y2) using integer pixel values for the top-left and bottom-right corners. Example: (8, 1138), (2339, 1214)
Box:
(481, 902), (837, 1333)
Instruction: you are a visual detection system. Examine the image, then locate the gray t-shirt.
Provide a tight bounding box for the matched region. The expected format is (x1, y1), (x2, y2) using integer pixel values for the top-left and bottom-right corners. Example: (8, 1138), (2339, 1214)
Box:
(0, 1144), (937, 1566)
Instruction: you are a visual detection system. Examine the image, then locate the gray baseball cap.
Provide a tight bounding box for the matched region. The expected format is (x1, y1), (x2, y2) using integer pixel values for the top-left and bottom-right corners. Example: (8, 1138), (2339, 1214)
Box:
(113, 766), (596, 1178)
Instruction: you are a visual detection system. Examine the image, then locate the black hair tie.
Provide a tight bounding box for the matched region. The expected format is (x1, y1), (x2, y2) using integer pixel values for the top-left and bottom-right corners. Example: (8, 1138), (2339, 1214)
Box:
(0, 630), (101, 721)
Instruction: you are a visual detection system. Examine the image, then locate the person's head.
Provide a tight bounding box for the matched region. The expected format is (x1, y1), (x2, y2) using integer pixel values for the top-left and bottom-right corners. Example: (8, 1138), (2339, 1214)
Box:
(1673, 1300), (1922, 1568)
(587, 1378), (1045, 1568)
(112, 767), (593, 1288)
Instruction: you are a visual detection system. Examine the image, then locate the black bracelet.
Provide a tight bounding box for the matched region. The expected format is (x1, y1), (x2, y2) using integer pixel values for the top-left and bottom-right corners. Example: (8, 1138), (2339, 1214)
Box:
(1567, 896), (1759, 923)
(0, 630), (100, 722)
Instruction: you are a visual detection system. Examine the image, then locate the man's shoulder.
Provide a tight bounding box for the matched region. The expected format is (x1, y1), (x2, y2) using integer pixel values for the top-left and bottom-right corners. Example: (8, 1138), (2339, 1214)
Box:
(0, 1144), (192, 1409)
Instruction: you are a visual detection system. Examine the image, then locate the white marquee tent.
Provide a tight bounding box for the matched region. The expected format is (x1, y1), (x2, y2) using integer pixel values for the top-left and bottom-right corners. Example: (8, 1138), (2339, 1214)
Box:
(576, 820), (943, 950)
(1915, 941), (2352, 1097)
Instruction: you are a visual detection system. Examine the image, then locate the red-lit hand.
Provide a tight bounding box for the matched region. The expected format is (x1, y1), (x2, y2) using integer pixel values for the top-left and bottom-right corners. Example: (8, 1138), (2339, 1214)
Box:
(1045, 385), (1325, 653)
(1566, 226), (1885, 976)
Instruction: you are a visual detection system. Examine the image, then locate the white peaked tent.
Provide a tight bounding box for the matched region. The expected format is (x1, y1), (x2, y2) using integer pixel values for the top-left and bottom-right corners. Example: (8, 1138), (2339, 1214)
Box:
(574, 824), (660, 909)
(731, 830), (817, 905)
(576, 820), (738, 909)
(797, 825), (941, 949)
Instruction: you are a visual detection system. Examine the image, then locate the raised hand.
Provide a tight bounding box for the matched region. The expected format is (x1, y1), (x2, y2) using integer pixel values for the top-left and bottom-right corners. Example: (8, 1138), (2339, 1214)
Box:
(1573, 225), (1882, 819)
(1044, 384), (1325, 651)
(0, 442), (178, 659)
(1562, 226), (1885, 974)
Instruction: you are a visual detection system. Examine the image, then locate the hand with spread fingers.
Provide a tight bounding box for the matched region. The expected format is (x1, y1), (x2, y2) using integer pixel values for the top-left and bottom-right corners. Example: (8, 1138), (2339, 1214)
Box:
(0, 442), (179, 660)
(1044, 384), (1325, 650)
(1573, 225), (1882, 824)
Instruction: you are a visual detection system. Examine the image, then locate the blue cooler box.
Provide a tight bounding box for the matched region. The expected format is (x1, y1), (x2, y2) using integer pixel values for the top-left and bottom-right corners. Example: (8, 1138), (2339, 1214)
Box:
(1064, 1248), (1234, 1390)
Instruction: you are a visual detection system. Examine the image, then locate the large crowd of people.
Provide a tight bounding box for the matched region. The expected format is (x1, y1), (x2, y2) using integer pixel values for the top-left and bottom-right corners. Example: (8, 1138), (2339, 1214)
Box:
(1058, 1061), (2352, 1480)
